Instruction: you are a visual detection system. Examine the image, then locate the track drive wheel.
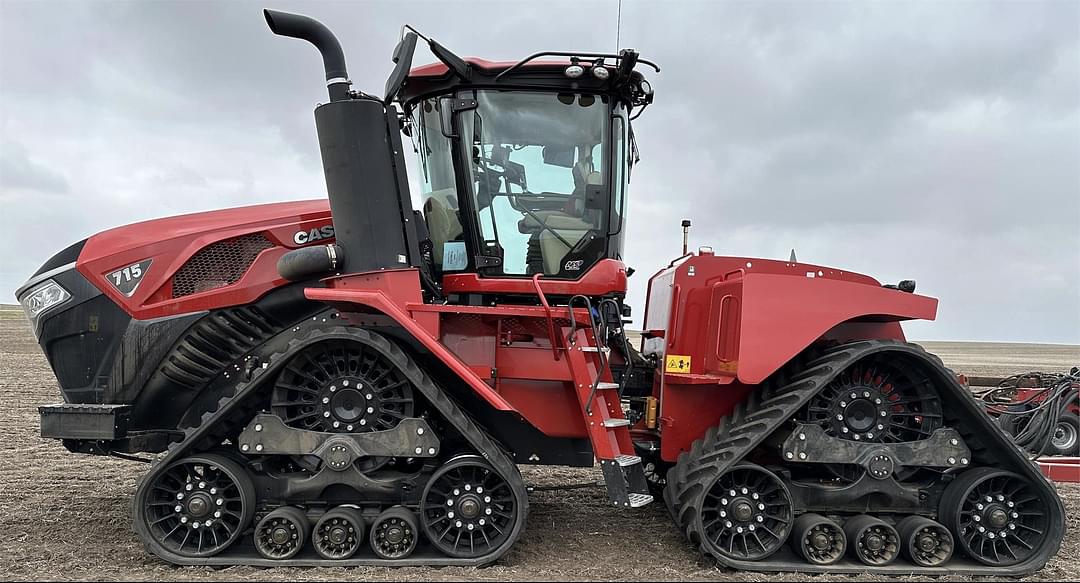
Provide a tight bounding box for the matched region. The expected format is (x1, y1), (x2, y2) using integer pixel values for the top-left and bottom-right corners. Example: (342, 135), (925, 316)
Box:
(134, 453), (255, 558)
(370, 506), (419, 560)
(420, 455), (522, 559)
(254, 506), (310, 560)
(314, 506), (365, 560)
(940, 467), (1055, 566)
(694, 463), (793, 562)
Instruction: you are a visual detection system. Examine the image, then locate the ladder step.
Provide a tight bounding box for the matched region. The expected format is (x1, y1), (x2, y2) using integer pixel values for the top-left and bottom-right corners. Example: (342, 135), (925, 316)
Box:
(628, 492), (654, 508)
(614, 454), (641, 467)
(596, 382), (620, 390)
(581, 346), (611, 354)
(602, 418), (631, 428)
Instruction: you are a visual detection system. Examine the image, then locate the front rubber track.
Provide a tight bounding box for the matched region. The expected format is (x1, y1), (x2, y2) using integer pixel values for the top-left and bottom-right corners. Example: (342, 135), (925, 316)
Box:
(664, 340), (1066, 576)
(133, 324), (528, 567)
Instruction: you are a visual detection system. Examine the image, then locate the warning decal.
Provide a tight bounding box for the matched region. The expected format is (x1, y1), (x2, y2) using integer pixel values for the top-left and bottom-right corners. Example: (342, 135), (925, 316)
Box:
(665, 354), (692, 373)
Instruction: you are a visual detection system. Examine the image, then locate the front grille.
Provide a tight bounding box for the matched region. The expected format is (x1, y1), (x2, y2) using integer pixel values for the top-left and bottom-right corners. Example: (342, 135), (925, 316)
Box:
(172, 234), (273, 298)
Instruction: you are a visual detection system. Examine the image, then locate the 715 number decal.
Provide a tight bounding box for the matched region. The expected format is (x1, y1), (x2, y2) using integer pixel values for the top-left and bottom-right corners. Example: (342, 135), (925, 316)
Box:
(106, 259), (152, 297)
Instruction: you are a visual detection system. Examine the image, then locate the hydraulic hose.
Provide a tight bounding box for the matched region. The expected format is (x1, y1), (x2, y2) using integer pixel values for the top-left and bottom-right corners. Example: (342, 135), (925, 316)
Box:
(983, 368), (1080, 457)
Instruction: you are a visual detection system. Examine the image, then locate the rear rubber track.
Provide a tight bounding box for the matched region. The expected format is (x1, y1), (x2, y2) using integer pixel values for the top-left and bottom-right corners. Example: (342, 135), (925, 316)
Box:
(664, 340), (1065, 576)
(132, 324), (529, 567)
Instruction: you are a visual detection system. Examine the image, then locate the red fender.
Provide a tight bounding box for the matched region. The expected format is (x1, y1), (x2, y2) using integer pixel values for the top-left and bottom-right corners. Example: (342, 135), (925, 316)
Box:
(647, 255), (938, 385)
(736, 273), (937, 383)
(305, 269), (518, 413)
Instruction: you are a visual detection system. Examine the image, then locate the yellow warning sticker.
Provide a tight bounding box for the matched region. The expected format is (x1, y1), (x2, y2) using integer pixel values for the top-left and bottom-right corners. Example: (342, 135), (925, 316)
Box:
(665, 354), (692, 373)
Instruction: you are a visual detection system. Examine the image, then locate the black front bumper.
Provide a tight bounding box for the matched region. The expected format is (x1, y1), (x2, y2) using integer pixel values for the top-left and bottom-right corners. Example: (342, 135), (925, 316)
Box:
(39, 402), (173, 454)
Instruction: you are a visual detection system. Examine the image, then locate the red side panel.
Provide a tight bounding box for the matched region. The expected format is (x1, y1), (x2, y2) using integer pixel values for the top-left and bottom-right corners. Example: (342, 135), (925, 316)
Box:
(647, 255), (937, 385)
(735, 274), (935, 383)
(307, 270), (517, 413)
(647, 254), (938, 461)
(308, 270), (604, 429)
(76, 200), (332, 320)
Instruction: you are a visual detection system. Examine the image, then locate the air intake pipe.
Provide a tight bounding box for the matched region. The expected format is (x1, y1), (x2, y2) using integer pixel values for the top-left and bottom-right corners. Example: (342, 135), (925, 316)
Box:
(277, 244), (343, 282)
(263, 9), (351, 102)
(266, 10), (418, 277)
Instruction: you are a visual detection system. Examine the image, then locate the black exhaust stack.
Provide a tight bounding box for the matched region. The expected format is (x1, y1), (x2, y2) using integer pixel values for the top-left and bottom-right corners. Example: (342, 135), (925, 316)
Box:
(265, 9), (418, 276)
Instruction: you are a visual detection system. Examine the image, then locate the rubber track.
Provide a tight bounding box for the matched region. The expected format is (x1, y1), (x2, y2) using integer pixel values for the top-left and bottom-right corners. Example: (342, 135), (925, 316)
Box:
(133, 325), (529, 567)
(664, 340), (1065, 576)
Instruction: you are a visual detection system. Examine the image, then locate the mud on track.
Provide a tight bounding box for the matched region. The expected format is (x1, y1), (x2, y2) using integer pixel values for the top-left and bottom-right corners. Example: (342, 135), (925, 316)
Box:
(1, 309), (1077, 581)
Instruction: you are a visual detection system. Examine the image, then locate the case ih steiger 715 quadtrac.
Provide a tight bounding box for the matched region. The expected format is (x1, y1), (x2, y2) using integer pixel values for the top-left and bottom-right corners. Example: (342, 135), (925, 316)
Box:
(19, 9), (1064, 575)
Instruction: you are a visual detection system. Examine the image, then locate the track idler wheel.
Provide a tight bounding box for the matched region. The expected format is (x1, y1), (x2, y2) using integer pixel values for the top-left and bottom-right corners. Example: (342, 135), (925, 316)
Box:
(940, 467), (1055, 566)
(844, 515), (899, 566)
(313, 506), (365, 560)
(696, 463), (793, 561)
(134, 453), (255, 558)
(254, 507), (310, 560)
(896, 516), (953, 567)
(370, 506), (419, 560)
(420, 455), (522, 559)
(790, 513), (846, 565)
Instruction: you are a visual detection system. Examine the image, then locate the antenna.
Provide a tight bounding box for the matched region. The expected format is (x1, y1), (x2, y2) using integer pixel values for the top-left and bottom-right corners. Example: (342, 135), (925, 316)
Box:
(616, 0), (623, 50)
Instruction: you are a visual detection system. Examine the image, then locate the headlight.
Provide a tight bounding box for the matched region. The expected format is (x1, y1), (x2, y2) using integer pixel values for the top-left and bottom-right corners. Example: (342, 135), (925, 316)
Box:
(19, 279), (71, 320)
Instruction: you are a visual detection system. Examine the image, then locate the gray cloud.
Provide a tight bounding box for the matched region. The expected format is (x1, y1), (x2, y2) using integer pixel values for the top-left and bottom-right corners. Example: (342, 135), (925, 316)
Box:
(0, 142), (70, 194)
(0, 0), (1076, 344)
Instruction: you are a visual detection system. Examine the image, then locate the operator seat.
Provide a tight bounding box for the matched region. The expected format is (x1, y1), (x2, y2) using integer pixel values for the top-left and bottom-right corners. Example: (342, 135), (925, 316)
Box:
(518, 160), (602, 274)
(422, 188), (464, 266)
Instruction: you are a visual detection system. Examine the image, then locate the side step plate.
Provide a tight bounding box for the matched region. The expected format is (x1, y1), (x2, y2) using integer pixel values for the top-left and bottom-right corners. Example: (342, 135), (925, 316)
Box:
(600, 456), (652, 508)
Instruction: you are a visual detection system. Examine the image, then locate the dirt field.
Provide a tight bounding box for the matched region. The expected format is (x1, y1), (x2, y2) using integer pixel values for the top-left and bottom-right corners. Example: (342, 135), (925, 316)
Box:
(0, 306), (1077, 581)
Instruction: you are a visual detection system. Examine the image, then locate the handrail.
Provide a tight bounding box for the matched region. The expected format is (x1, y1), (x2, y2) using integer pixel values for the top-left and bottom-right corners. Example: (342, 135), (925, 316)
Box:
(494, 50), (660, 82)
(532, 274), (561, 360)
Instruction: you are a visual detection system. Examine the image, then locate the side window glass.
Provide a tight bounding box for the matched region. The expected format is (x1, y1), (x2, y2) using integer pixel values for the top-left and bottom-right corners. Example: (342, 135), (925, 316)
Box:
(611, 116), (627, 233)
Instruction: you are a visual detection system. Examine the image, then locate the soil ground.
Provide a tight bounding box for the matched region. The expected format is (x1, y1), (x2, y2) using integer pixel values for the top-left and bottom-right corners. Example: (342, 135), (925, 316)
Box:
(0, 305), (1077, 581)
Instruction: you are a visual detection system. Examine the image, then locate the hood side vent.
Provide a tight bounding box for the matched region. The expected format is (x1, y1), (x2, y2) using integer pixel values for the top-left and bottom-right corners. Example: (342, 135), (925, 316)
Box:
(172, 234), (273, 298)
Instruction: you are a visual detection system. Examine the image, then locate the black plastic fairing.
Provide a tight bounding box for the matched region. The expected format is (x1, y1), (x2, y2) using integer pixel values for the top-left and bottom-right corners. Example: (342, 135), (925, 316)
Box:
(31, 238), (86, 278)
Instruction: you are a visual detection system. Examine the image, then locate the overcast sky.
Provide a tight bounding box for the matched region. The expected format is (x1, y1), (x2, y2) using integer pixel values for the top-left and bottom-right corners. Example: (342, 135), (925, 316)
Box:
(1, 0), (1077, 343)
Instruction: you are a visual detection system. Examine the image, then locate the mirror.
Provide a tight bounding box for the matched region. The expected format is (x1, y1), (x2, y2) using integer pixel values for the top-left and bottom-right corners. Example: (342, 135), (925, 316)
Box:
(542, 145), (574, 168)
(384, 32), (418, 103)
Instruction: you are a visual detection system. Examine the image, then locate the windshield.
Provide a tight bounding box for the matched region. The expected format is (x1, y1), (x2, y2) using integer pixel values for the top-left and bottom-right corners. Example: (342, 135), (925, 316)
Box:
(462, 91), (610, 276)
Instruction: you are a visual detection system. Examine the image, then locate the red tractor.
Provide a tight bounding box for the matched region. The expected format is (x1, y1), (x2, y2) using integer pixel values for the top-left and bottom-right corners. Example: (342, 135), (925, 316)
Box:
(21, 9), (1064, 574)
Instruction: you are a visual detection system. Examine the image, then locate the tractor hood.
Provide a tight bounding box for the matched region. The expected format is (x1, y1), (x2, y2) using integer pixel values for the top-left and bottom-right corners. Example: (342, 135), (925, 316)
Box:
(73, 199), (333, 319)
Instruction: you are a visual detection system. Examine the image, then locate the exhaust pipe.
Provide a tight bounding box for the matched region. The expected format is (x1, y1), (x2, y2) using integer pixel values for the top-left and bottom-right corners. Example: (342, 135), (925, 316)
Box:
(264, 9), (351, 102)
(265, 9), (419, 277)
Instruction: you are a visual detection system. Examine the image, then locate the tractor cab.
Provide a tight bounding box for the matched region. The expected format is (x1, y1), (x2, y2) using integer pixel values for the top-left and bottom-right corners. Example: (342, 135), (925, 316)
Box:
(266, 13), (655, 303)
(393, 49), (657, 282)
